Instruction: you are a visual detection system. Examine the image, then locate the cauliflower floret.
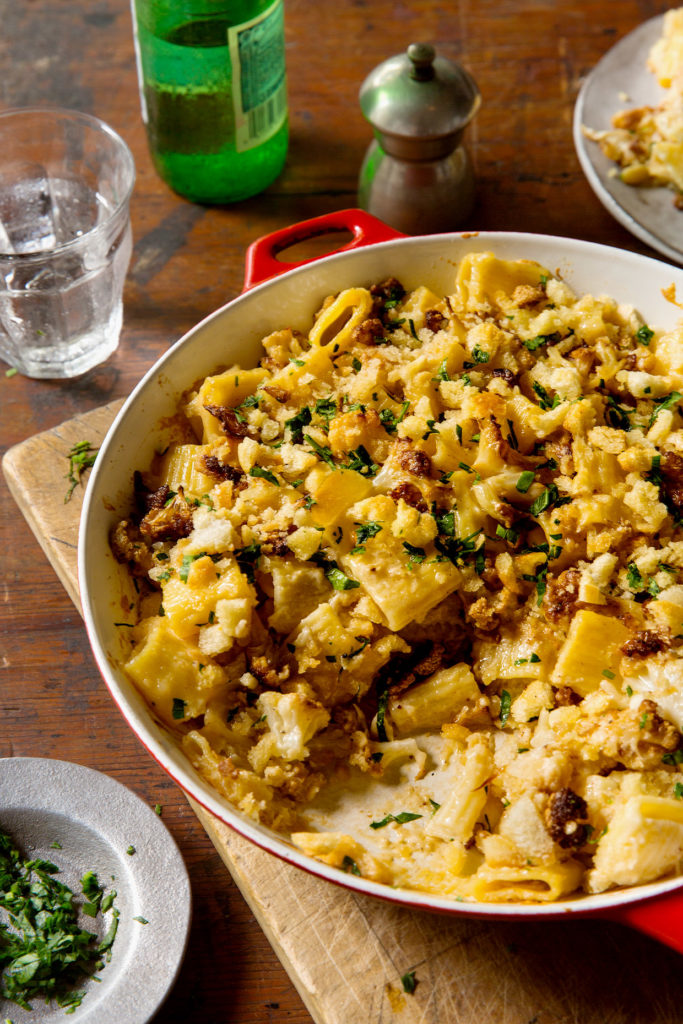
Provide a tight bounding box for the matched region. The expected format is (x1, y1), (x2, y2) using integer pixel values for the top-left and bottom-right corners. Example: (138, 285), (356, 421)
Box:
(577, 552), (618, 604)
(237, 436), (261, 473)
(623, 473), (669, 532)
(198, 596), (254, 655)
(586, 795), (683, 893)
(256, 691), (330, 762)
(627, 653), (683, 731)
(183, 506), (238, 557)
(390, 500), (438, 547)
(615, 369), (670, 399)
(497, 794), (556, 862)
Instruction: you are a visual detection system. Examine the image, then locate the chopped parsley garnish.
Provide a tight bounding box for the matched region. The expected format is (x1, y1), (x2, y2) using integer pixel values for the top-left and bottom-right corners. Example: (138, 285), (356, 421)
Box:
(341, 856), (361, 876)
(646, 453), (662, 486)
(471, 345), (490, 364)
(370, 812), (422, 830)
(648, 391), (682, 429)
(516, 470), (535, 493)
(674, 783), (683, 800)
(496, 524), (519, 545)
(234, 541), (261, 583)
(529, 483), (569, 517)
(311, 552), (361, 591)
(234, 394), (260, 421)
(499, 689), (512, 727)
(521, 560), (549, 605)
(604, 394), (633, 431)
(352, 520), (383, 553)
(626, 562), (644, 591)
(179, 551), (208, 582)
(433, 359), (450, 382)
(403, 541), (426, 564)
(315, 397), (337, 423)
(434, 509), (455, 537)
(328, 566), (360, 591)
(514, 653), (541, 666)
(435, 530), (484, 568)
(636, 325), (654, 346)
(522, 331), (561, 352)
(249, 465), (279, 486)
(172, 697), (186, 720)
(345, 445), (378, 476)
(285, 406), (312, 442)
(64, 441), (98, 503)
(376, 687), (390, 742)
(522, 335), (547, 352)
(663, 750), (683, 765)
(0, 830), (119, 1012)
(532, 381), (560, 411)
(303, 432), (336, 468)
(378, 400), (410, 435)
(344, 636), (371, 659)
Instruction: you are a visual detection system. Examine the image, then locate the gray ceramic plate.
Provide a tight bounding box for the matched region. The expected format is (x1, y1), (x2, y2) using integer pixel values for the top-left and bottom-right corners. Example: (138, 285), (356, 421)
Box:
(573, 13), (683, 265)
(0, 758), (191, 1024)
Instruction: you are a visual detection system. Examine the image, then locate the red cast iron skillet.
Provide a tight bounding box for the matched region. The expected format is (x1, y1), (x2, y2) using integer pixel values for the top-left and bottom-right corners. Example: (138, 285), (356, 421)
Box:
(79, 208), (683, 955)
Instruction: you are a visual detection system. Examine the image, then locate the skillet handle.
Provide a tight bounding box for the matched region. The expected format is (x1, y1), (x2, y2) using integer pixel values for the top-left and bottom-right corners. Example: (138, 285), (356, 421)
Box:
(243, 208), (406, 290)
(606, 890), (683, 954)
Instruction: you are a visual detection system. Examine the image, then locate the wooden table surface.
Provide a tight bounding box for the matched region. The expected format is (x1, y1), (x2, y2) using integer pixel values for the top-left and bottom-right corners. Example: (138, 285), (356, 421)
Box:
(1, 1), (680, 1021)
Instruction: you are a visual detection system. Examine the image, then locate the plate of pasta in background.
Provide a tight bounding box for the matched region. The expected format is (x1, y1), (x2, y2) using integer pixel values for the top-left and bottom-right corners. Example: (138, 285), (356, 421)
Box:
(79, 209), (683, 951)
(574, 9), (683, 266)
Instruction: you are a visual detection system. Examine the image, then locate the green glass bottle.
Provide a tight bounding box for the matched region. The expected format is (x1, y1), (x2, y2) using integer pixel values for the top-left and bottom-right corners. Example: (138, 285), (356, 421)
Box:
(130, 0), (288, 203)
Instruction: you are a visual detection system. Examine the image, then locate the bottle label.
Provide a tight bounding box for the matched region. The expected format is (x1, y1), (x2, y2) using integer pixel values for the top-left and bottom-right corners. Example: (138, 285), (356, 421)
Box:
(228, 0), (287, 153)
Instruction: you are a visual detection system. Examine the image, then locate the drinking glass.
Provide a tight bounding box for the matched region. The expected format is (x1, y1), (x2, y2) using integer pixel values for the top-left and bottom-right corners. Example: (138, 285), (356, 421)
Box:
(0, 108), (135, 379)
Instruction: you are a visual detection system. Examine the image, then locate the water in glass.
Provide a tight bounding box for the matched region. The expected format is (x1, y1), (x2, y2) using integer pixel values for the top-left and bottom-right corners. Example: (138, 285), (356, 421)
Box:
(0, 171), (132, 378)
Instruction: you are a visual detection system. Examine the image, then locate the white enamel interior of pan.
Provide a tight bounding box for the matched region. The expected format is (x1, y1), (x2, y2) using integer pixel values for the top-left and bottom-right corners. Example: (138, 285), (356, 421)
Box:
(79, 230), (683, 918)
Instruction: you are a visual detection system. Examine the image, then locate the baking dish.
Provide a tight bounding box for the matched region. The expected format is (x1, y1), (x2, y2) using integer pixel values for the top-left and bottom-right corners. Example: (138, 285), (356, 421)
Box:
(79, 208), (683, 953)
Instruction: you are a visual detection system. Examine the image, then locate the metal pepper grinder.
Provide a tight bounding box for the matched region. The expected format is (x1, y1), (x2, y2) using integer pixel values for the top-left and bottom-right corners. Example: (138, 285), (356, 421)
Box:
(358, 42), (480, 235)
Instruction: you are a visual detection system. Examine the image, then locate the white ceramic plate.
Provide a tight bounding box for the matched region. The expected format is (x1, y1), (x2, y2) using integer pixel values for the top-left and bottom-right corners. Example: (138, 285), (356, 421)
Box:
(0, 758), (191, 1024)
(573, 13), (683, 265)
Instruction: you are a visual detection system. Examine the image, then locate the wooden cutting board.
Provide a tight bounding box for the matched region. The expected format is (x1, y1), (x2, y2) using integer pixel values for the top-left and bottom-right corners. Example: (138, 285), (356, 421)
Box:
(5, 403), (683, 1024)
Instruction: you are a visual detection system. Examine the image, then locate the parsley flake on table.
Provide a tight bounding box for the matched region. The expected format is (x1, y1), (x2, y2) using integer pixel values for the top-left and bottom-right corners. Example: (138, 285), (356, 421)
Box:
(64, 441), (98, 503)
(401, 970), (418, 994)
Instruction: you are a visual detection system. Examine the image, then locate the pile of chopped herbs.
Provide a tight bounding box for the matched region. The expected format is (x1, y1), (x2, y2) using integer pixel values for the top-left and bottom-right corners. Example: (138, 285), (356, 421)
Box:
(0, 828), (118, 1014)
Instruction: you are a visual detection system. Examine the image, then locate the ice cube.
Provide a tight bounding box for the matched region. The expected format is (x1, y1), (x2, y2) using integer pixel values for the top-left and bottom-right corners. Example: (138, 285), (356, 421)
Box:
(0, 162), (57, 254)
(49, 175), (100, 245)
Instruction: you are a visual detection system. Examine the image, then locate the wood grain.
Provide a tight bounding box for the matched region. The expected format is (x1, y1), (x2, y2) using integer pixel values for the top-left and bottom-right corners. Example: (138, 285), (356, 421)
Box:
(2, 0), (682, 1020)
(6, 406), (683, 1024)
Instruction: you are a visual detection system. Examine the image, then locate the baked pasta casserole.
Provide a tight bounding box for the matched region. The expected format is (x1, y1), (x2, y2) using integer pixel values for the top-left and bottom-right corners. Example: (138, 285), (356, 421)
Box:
(112, 251), (683, 902)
